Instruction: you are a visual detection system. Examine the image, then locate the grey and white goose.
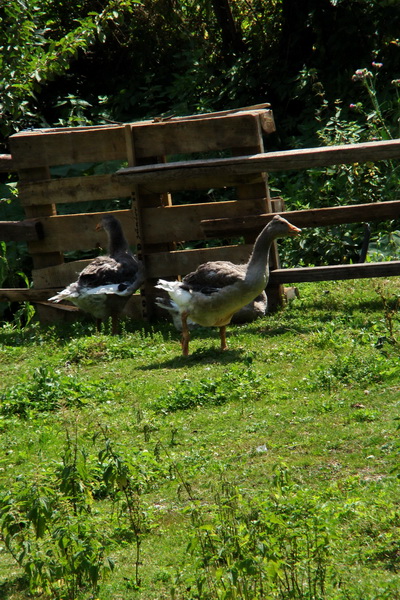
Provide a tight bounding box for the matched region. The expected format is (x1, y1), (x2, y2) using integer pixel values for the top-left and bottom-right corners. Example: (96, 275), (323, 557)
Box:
(49, 214), (144, 334)
(156, 214), (301, 355)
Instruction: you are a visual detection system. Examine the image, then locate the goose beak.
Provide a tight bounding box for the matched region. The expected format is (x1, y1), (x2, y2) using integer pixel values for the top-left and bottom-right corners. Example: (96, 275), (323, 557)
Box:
(289, 223), (302, 235)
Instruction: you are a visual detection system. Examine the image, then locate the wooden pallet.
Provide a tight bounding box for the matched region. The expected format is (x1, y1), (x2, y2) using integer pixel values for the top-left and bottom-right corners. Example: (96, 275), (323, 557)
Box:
(5, 104), (279, 323)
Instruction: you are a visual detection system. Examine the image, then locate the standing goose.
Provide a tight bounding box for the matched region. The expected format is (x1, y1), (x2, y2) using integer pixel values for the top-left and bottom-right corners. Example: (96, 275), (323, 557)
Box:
(156, 214), (301, 355)
(49, 214), (144, 334)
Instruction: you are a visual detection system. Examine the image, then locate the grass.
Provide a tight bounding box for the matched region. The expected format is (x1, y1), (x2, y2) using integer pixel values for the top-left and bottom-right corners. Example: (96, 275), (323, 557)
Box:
(0, 279), (399, 599)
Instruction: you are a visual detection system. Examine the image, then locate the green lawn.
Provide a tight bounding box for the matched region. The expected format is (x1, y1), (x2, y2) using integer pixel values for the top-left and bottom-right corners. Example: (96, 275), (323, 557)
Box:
(0, 279), (399, 600)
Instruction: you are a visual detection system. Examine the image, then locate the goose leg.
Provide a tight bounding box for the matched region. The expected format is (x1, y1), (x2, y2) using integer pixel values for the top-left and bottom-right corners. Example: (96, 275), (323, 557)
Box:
(111, 315), (119, 336)
(219, 326), (228, 351)
(181, 312), (190, 356)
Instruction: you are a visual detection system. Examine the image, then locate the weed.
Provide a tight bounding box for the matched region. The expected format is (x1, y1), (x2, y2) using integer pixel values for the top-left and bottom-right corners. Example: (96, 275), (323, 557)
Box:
(152, 363), (270, 413)
(0, 366), (118, 417)
(95, 425), (162, 589)
(176, 466), (334, 600)
(305, 351), (393, 392)
(0, 457), (112, 599)
(373, 282), (400, 344)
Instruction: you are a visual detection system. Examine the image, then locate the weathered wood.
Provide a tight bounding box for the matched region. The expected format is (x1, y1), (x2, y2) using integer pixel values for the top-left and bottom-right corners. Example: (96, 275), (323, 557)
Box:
(28, 210), (138, 255)
(0, 288), (60, 302)
(145, 244), (253, 279)
(112, 139), (400, 191)
(32, 260), (94, 289)
(201, 201), (400, 236)
(0, 220), (43, 242)
(141, 198), (270, 244)
(19, 166), (64, 273)
(17, 171), (266, 204)
(18, 174), (131, 207)
(127, 112), (271, 159)
(0, 154), (17, 173)
(10, 127), (126, 169)
(9, 110), (272, 169)
(269, 261), (400, 284)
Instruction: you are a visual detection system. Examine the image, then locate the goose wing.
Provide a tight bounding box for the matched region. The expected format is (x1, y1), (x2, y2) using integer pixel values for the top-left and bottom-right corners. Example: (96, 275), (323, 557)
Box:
(182, 261), (246, 293)
(78, 253), (143, 288)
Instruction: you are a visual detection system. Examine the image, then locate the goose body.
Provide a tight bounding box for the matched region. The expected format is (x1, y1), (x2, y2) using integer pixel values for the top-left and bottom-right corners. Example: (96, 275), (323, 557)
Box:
(156, 214), (301, 355)
(155, 291), (267, 330)
(49, 215), (144, 333)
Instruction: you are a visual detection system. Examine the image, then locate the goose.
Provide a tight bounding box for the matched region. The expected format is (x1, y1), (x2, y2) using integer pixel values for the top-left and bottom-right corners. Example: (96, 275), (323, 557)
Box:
(49, 214), (144, 334)
(156, 214), (301, 355)
(155, 290), (267, 329)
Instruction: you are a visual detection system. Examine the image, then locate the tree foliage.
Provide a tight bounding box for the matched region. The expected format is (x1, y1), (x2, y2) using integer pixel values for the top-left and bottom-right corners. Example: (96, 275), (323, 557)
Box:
(1, 0), (399, 152)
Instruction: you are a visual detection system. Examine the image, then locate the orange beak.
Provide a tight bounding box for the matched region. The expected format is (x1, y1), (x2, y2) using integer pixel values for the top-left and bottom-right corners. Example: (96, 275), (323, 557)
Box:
(289, 223), (302, 235)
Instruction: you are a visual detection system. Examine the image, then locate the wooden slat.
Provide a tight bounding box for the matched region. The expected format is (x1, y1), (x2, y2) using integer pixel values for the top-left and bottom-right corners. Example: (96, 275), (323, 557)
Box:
(141, 198), (269, 244)
(131, 112), (269, 158)
(0, 288), (60, 302)
(9, 110), (272, 170)
(112, 139), (400, 191)
(163, 103), (271, 122)
(10, 127), (126, 169)
(19, 165), (65, 273)
(201, 201), (400, 236)
(145, 244), (253, 279)
(15, 170), (266, 207)
(0, 154), (17, 173)
(18, 174), (131, 207)
(117, 171), (265, 194)
(0, 220), (43, 242)
(32, 260), (93, 289)
(269, 261), (400, 284)
(28, 210), (138, 254)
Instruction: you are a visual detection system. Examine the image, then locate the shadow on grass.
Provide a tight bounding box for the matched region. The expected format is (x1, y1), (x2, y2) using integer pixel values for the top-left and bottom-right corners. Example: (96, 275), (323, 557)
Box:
(138, 346), (249, 370)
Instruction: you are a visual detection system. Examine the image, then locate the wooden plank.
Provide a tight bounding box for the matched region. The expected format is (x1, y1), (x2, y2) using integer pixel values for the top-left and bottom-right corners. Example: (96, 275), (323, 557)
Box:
(112, 139), (400, 190)
(28, 210), (138, 254)
(122, 171), (265, 194)
(19, 165), (65, 272)
(18, 170), (265, 200)
(0, 154), (17, 173)
(141, 198), (269, 244)
(18, 174), (131, 207)
(32, 260), (93, 289)
(163, 103), (271, 121)
(269, 261), (400, 284)
(201, 201), (400, 236)
(145, 244), (253, 279)
(9, 111), (271, 170)
(131, 112), (269, 158)
(0, 288), (60, 302)
(0, 220), (43, 242)
(9, 126), (126, 169)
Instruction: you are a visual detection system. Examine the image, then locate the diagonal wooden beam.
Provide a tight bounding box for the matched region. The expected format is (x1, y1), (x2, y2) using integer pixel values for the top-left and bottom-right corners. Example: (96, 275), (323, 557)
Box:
(200, 200), (400, 236)
(112, 139), (400, 191)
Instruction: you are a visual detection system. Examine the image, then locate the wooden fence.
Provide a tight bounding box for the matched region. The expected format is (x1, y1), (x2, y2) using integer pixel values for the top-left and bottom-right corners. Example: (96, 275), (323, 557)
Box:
(1, 104), (400, 325)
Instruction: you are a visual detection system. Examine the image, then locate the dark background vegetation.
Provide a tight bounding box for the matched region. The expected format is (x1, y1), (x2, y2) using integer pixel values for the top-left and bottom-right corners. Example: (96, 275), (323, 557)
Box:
(0, 0), (399, 317)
